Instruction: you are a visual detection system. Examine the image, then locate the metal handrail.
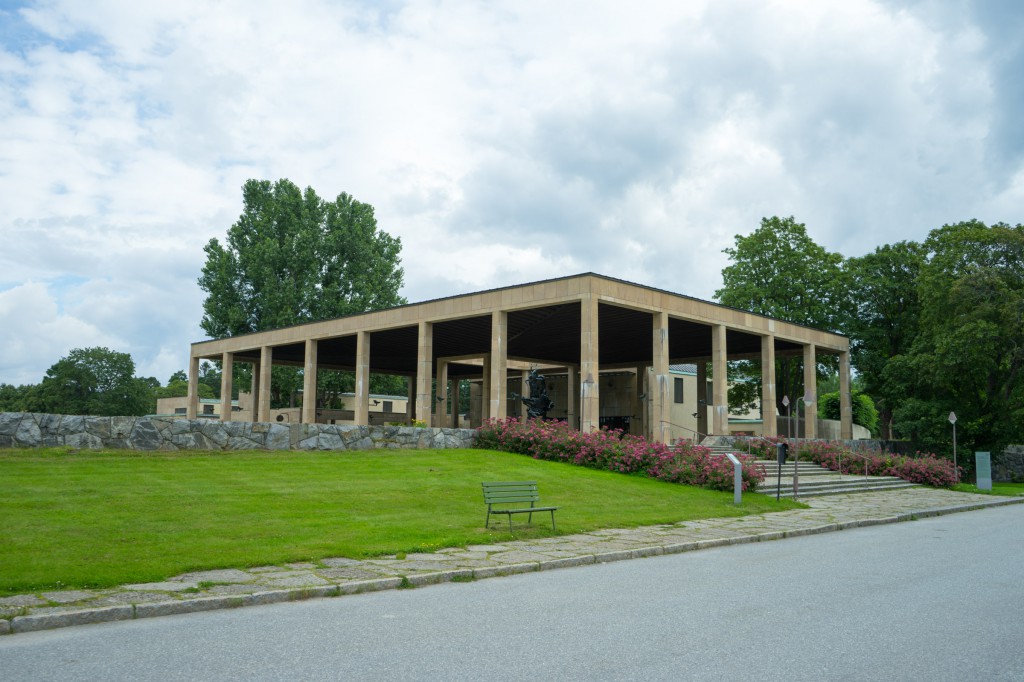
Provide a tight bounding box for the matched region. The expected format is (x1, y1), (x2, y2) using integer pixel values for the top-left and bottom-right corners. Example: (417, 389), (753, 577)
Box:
(659, 420), (742, 505)
(839, 449), (872, 480)
(659, 420), (708, 444)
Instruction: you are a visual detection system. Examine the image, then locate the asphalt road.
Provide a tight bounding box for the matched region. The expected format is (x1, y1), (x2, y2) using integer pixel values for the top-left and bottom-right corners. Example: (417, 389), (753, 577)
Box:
(2, 505), (1022, 681)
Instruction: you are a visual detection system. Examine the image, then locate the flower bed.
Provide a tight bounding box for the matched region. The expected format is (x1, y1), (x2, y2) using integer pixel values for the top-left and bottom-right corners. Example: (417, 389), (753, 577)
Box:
(745, 436), (959, 488)
(476, 418), (765, 492)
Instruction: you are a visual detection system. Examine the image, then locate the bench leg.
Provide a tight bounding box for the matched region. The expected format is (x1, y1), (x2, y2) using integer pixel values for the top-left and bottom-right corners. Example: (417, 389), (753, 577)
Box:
(508, 515), (512, 533)
(550, 509), (556, 532)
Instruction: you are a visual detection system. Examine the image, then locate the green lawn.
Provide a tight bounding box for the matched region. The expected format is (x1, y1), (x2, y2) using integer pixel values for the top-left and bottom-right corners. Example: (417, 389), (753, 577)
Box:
(952, 482), (1024, 496)
(0, 447), (801, 595)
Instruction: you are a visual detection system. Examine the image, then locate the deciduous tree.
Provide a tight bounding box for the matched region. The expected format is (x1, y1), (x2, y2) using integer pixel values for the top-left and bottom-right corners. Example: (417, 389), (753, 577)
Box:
(198, 179), (407, 407)
(715, 216), (848, 416)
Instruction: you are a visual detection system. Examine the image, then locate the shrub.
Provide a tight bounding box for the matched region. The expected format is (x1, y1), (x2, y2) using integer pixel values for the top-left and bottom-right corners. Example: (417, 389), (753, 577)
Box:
(476, 418), (765, 492)
(745, 435), (959, 488)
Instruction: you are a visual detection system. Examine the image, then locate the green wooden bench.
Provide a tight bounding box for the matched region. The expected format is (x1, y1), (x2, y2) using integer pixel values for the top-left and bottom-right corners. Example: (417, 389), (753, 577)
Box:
(482, 481), (559, 532)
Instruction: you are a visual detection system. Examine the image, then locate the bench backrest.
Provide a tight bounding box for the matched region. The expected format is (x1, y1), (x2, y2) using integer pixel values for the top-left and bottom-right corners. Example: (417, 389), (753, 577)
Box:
(482, 481), (541, 506)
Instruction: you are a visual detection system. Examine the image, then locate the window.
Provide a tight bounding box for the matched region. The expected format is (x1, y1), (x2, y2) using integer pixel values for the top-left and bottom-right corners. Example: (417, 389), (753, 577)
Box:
(174, 407), (186, 415)
(203, 404), (214, 415)
(674, 377), (684, 404)
(383, 401), (393, 413)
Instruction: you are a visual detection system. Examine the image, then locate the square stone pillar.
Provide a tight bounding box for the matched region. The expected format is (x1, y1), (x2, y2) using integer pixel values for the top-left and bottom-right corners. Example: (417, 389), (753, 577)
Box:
(696, 361), (708, 438)
(355, 331), (371, 426)
(489, 311), (508, 421)
(565, 366), (577, 428)
(452, 378), (460, 428)
(803, 343), (817, 439)
(302, 339), (318, 424)
(220, 352), (234, 422)
(416, 322), (433, 425)
(580, 295), (600, 433)
(436, 360), (449, 428)
(839, 350), (853, 439)
(481, 355), (490, 419)
(632, 366), (644, 436)
(519, 370), (529, 420)
(652, 312), (671, 445)
(258, 346), (273, 423)
(760, 336), (776, 437)
(711, 325), (728, 435)
(250, 359), (261, 419)
(186, 355), (200, 419)
(407, 378), (416, 422)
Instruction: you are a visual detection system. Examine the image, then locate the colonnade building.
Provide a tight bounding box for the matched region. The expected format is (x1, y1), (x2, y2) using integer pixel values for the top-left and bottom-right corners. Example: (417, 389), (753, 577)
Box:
(186, 273), (853, 443)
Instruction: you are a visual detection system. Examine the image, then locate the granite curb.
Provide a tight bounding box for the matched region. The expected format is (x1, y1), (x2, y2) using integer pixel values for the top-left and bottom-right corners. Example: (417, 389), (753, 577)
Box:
(4, 494), (1021, 636)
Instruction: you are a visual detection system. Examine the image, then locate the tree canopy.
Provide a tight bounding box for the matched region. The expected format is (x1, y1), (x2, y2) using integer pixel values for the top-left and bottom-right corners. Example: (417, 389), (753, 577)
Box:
(30, 347), (153, 416)
(199, 178), (406, 337)
(198, 179), (408, 408)
(715, 216), (847, 415)
(843, 241), (925, 438)
(883, 221), (1024, 454)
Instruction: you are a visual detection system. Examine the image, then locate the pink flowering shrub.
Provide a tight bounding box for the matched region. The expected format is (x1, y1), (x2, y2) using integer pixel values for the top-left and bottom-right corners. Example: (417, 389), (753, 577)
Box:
(475, 418), (765, 492)
(745, 435), (959, 488)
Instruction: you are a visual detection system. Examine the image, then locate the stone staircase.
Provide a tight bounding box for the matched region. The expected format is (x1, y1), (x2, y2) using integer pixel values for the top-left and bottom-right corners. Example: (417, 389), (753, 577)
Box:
(700, 444), (921, 498)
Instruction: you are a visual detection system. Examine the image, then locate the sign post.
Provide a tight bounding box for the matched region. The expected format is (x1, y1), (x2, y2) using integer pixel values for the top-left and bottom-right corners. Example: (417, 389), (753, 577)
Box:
(782, 395), (791, 439)
(949, 412), (958, 484)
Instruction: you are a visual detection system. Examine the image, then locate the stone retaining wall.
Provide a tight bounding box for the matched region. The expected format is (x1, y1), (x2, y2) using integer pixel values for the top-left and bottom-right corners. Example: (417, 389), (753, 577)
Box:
(0, 412), (477, 452)
(994, 445), (1024, 483)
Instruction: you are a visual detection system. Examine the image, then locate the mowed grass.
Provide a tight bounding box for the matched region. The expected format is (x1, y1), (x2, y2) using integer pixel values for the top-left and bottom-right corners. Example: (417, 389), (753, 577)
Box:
(0, 447), (802, 595)
(952, 482), (1024, 496)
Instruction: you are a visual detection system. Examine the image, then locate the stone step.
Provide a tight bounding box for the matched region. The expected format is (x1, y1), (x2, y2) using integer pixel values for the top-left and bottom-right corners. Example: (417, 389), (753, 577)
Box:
(760, 478), (921, 499)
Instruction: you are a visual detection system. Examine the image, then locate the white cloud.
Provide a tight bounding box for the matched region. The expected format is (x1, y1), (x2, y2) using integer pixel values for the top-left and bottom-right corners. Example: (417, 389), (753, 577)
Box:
(0, 0), (1021, 385)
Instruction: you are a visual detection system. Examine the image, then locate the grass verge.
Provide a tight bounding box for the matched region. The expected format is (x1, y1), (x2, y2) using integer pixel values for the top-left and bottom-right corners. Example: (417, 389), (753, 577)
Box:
(951, 482), (1024, 496)
(0, 447), (803, 595)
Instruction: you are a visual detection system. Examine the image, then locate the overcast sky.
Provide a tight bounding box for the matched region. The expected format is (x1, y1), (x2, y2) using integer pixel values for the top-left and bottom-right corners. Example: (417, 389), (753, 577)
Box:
(1, 0), (1022, 386)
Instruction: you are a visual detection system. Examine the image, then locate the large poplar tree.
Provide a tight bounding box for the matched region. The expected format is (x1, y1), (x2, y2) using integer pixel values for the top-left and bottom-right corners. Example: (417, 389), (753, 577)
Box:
(198, 179), (407, 406)
(199, 179), (405, 337)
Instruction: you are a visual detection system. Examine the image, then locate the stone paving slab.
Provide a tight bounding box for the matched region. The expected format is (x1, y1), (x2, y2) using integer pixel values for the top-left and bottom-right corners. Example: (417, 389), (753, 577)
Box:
(2, 488), (1020, 636)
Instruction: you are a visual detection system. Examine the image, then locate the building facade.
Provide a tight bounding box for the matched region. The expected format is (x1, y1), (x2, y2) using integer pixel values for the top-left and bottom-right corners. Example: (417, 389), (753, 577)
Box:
(186, 273), (853, 443)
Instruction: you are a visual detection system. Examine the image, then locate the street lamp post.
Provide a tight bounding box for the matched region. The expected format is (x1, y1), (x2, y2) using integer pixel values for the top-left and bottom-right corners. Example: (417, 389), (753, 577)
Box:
(949, 411), (958, 484)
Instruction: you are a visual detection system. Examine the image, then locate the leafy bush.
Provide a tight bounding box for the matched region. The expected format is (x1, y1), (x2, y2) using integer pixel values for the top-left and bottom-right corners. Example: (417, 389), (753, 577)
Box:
(745, 436), (959, 488)
(476, 418), (765, 492)
(817, 391), (880, 434)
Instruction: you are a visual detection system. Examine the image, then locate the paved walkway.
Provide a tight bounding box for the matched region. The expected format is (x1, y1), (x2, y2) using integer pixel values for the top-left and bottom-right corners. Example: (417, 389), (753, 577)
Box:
(2, 488), (1021, 636)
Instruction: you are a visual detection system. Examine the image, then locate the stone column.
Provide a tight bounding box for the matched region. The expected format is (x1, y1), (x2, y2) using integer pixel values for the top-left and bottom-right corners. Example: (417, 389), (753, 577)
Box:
(416, 321), (433, 425)
(355, 331), (371, 426)
(839, 350), (853, 439)
(696, 361), (708, 438)
(652, 312), (671, 445)
(565, 366), (577, 428)
(436, 360), (449, 428)
(519, 370), (529, 420)
(760, 336), (776, 437)
(481, 355), (490, 419)
(452, 378), (460, 428)
(803, 343), (817, 439)
(302, 339), (318, 424)
(219, 352), (233, 422)
(258, 346), (272, 422)
(711, 326), (729, 435)
(250, 359), (261, 420)
(489, 311), (508, 421)
(407, 378), (416, 422)
(632, 366), (644, 436)
(186, 355), (200, 419)
(580, 295), (600, 433)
